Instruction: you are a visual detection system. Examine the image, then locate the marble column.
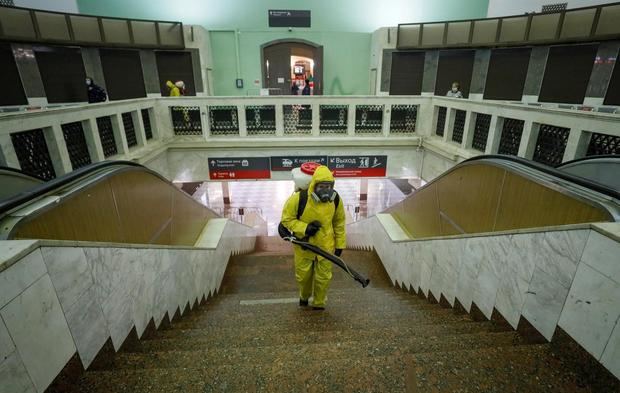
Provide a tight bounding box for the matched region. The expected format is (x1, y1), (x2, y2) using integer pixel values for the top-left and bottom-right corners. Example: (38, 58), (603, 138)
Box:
(469, 49), (491, 100)
(584, 41), (620, 107)
(422, 50), (439, 95)
(522, 46), (549, 103)
(222, 182), (231, 205)
(11, 44), (47, 107)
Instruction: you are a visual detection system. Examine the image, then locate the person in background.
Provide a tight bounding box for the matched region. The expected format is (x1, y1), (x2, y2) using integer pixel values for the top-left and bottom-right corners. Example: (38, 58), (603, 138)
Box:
(291, 81), (300, 95)
(166, 80), (186, 97)
(446, 81), (463, 98)
(302, 79), (311, 95)
(86, 77), (107, 103)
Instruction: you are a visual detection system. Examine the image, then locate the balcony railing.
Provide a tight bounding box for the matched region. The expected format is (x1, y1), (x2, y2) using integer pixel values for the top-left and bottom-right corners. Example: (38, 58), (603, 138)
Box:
(0, 96), (618, 181)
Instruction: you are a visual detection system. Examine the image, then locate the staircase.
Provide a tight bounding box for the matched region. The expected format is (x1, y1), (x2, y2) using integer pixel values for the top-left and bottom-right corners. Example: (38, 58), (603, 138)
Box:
(70, 237), (618, 392)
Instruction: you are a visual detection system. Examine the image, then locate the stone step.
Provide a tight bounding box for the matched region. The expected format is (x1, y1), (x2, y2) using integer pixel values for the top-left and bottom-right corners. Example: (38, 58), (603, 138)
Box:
(108, 331), (522, 371)
(408, 344), (602, 392)
(148, 318), (509, 344)
(169, 305), (472, 330)
(132, 321), (505, 352)
(77, 345), (591, 393)
(208, 286), (413, 303)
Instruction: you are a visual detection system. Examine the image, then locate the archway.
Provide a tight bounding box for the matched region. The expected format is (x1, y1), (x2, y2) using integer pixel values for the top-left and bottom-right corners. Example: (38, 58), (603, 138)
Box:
(261, 39), (323, 95)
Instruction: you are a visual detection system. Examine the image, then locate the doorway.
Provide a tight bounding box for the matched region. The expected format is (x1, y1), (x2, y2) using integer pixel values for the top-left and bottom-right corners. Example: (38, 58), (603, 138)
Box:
(261, 40), (323, 95)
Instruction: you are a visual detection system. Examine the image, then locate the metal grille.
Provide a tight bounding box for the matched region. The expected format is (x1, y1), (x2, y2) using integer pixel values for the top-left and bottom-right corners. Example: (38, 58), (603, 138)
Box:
(245, 105), (276, 135)
(96, 116), (117, 158)
(141, 109), (153, 140)
(171, 106), (202, 135)
(355, 105), (383, 134)
(498, 118), (525, 156)
(472, 113), (491, 152)
(542, 3), (567, 13)
(121, 112), (137, 147)
(61, 121), (92, 170)
(319, 105), (348, 134)
(283, 105), (312, 135)
(390, 105), (418, 134)
(533, 124), (570, 166)
(452, 110), (466, 144)
(0, 0), (15, 6)
(209, 106), (239, 136)
(586, 132), (620, 156)
(10, 129), (56, 180)
(436, 107), (447, 137)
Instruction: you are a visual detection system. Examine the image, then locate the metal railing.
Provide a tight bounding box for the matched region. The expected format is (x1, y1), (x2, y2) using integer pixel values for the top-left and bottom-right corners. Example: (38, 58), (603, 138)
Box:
(0, 95), (618, 181)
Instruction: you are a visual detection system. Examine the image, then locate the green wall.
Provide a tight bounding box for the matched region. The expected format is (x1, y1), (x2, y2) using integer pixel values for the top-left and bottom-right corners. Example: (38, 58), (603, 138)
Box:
(77, 0), (489, 95)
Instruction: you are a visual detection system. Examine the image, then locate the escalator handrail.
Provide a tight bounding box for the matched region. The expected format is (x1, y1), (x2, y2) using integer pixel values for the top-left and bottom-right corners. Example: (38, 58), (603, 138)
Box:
(555, 154), (620, 168)
(0, 166), (47, 182)
(461, 155), (620, 200)
(0, 160), (148, 216)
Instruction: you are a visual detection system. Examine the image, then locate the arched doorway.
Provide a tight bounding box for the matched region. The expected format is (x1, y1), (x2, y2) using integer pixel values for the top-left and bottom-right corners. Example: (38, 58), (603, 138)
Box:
(261, 39), (323, 95)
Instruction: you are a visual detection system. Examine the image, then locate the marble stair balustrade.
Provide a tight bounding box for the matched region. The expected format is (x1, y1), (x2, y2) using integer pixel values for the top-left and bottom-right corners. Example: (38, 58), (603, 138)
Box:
(0, 219), (256, 393)
(346, 216), (620, 379)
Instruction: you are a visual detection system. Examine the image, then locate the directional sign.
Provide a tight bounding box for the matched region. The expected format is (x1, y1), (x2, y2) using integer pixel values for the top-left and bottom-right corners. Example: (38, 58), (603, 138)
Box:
(270, 156), (328, 171)
(208, 157), (271, 180)
(268, 10), (311, 27)
(327, 155), (387, 177)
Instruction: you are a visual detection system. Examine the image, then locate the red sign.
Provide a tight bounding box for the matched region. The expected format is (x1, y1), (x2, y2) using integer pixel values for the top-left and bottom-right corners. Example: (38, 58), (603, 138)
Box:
(328, 156), (387, 177)
(208, 157), (271, 180)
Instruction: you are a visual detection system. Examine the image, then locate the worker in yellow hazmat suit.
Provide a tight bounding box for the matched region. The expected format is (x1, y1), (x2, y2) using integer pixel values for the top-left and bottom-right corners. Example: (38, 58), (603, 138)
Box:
(281, 165), (346, 309)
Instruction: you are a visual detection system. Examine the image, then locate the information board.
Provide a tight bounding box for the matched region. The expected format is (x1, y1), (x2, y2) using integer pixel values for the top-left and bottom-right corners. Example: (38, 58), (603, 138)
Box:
(270, 156), (328, 171)
(327, 155), (388, 177)
(208, 157), (271, 180)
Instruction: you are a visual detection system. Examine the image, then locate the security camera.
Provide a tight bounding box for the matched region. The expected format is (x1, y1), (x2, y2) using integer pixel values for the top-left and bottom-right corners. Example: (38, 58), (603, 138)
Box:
(288, 27), (292, 32)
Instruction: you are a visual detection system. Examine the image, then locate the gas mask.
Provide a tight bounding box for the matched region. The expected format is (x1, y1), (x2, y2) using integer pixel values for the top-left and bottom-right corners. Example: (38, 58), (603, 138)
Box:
(312, 181), (336, 203)
(86, 79), (92, 86)
(451, 87), (458, 93)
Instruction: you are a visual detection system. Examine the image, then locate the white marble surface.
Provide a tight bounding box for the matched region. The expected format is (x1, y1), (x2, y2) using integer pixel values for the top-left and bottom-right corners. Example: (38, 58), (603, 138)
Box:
(471, 236), (511, 319)
(65, 287), (109, 368)
(0, 317), (15, 362)
(0, 250), (47, 308)
(376, 214), (411, 241)
(41, 247), (93, 311)
(531, 230), (588, 289)
(601, 318), (620, 380)
(579, 230), (620, 283)
(495, 268), (530, 329)
(0, 351), (36, 393)
(0, 275), (76, 392)
(521, 267), (570, 341)
(0, 240), (38, 273)
(559, 262), (620, 359)
(194, 218), (228, 248)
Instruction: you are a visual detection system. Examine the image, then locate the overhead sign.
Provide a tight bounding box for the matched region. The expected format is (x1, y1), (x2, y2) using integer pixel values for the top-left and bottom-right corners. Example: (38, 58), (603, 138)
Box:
(208, 157), (271, 180)
(327, 155), (388, 177)
(268, 10), (311, 28)
(271, 156), (328, 171)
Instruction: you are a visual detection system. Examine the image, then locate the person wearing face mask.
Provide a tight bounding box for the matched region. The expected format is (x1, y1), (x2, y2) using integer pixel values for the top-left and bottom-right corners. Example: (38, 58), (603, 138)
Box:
(280, 165), (346, 310)
(446, 81), (463, 98)
(85, 77), (107, 103)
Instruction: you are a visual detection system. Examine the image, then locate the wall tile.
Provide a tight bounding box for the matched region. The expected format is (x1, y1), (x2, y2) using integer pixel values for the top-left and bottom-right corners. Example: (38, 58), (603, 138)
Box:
(1, 275), (75, 392)
(0, 316), (15, 362)
(0, 250), (47, 308)
(0, 350), (36, 393)
(65, 287), (109, 368)
(522, 267), (569, 341)
(559, 263), (620, 359)
(579, 231), (620, 284)
(601, 319), (620, 380)
(41, 247), (93, 311)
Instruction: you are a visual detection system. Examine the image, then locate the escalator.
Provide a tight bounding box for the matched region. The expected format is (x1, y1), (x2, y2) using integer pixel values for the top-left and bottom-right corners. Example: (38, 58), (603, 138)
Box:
(0, 161), (219, 245)
(386, 155), (619, 239)
(555, 154), (620, 191)
(0, 166), (44, 200)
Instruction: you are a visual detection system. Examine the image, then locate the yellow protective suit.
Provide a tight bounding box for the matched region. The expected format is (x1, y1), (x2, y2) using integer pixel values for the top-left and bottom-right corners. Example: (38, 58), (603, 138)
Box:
(166, 81), (181, 97)
(281, 166), (346, 307)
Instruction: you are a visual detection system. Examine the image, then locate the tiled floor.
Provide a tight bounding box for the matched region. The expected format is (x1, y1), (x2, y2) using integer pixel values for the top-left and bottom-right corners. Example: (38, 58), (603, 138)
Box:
(192, 179), (416, 235)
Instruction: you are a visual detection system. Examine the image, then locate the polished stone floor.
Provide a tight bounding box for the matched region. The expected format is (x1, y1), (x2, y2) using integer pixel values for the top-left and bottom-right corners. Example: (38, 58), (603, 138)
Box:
(191, 178), (419, 235)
